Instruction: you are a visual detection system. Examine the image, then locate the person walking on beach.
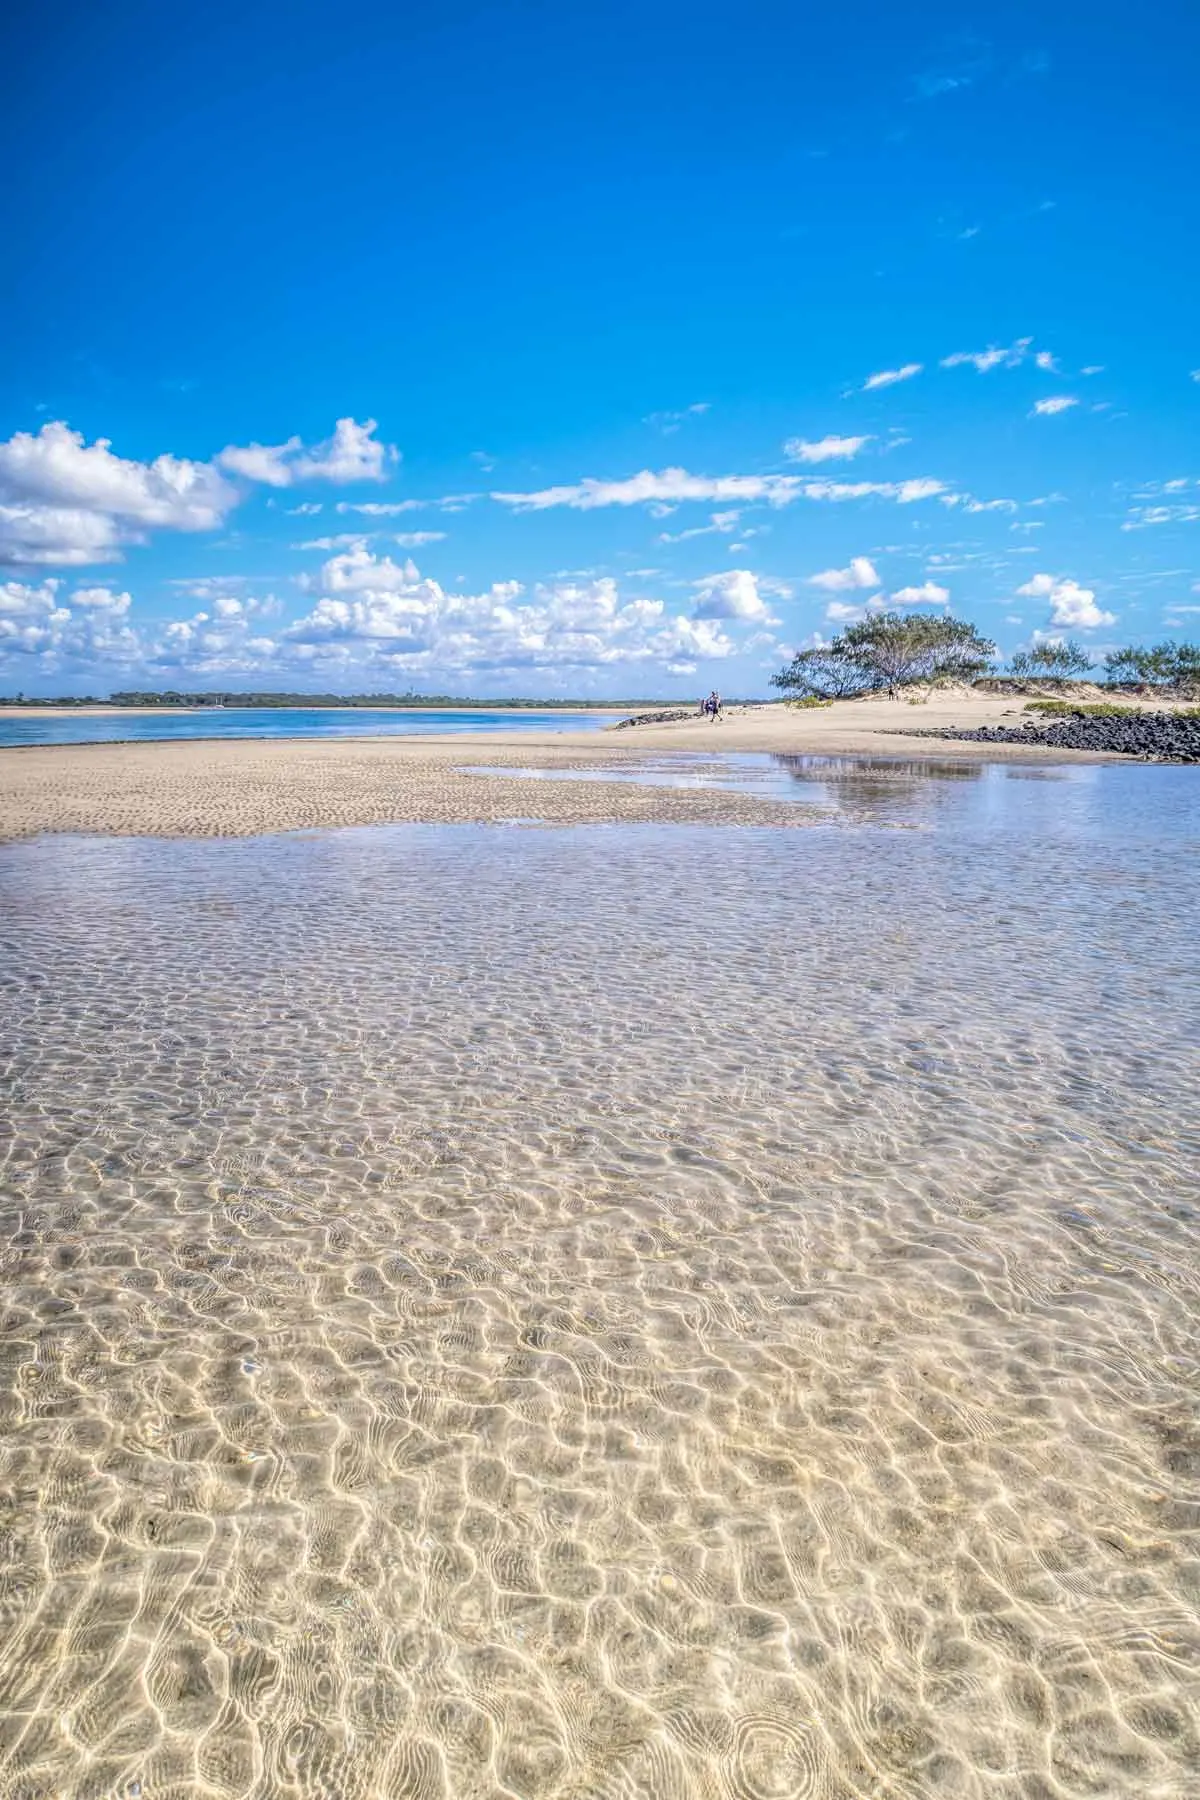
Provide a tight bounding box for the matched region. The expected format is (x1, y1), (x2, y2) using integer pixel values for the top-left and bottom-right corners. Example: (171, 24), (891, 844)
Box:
(706, 689), (723, 721)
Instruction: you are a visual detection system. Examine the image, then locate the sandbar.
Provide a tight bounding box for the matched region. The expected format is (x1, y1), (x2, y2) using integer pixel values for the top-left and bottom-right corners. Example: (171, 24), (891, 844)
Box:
(0, 692), (1161, 842)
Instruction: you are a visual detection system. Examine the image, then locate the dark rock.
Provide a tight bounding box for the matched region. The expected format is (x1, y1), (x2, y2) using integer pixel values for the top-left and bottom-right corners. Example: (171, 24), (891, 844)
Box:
(615, 709), (696, 729)
(904, 712), (1200, 762)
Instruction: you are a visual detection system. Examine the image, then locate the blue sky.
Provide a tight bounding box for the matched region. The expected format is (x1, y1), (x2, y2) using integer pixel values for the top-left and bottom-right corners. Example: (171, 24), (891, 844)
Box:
(2, 0), (1198, 696)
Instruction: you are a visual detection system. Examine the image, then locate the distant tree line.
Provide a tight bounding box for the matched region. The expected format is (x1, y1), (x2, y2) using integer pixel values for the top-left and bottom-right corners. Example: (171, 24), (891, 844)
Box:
(0, 690), (677, 710)
(772, 613), (1200, 699)
(1007, 638), (1200, 687)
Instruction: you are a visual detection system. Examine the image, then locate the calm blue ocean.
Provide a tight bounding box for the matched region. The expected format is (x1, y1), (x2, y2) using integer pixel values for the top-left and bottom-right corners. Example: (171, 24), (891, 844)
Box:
(0, 705), (622, 748)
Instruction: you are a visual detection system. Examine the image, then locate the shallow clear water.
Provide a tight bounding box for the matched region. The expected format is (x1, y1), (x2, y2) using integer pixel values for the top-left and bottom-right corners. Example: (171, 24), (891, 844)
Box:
(0, 707), (621, 749)
(0, 764), (1197, 1799)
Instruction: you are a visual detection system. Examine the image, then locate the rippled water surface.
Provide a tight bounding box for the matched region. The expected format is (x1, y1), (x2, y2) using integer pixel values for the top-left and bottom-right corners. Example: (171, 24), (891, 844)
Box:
(1, 764), (1198, 1799)
(0, 707), (621, 749)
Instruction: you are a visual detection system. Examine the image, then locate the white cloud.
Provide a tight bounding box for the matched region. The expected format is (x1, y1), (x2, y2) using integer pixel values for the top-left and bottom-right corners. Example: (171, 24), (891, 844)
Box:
(168, 575), (252, 601)
(312, 547), (421, 593)
(217, 418), (396, 488)
(0, 421), (232, 527)
(860, 363), (923, 391)
(941, 338), (1032, 373)
(691, 570), (778, 621)
(806, 477), (948, 503)
(70, 585), (132, 613)
(283, 558), (739, 677)
(0, 578), (143, 666)
(2, 556), (761, 685)
(941, 494), (1018, 514)
(1191, 370), (1200, 383)
(492, 468), (805, 511)
(824, 600), (868, 622)
(657, 510), (742, 545)
(1031, 396), (1078, 417)
(297, 533), (372, 552)
(807, 556), (879, 592)
(1034, 351), (1058, 372)
(394, 531), (447, 548)
(1081, 366), (1105, 377)
(1016, 573), (1115, 629)
(0, 505), (127, 566)
(337, 500), (428, 516)
(645, 403), (710, 433)
(491, 467), (951, 511)
(891, 581), (950, 605)
(286, 502), (323, 516)
(1122, 505), (1200, 530)
(0, 421), (235, 567)
(783, 434), (872, 463)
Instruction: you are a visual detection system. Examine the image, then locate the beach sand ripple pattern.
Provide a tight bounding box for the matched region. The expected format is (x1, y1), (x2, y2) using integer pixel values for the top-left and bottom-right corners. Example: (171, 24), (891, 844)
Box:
(0, 792), (1197, 1797)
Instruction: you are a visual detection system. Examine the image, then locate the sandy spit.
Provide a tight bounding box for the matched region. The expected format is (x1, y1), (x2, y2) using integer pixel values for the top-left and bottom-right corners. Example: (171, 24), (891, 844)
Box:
(0, 694), (1143, 842)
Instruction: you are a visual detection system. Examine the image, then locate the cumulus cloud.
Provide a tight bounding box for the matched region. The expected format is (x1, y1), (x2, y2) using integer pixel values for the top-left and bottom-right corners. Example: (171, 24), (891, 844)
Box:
(0, 578), (143, 666)
(807, 557), (879, 592)
(891, 581), (950, 605)
(1030, 396), (1078, 417)
(859, 363), (923, 391)
(0, 421), (236, 567)
(1016, 572), (1115, 629)
(691, 570), (779, 621)
(217, 418), (396, 488)
(825, 600), (869, 622)
(283, 557), (739, 678)
(783, 434), (872, 463)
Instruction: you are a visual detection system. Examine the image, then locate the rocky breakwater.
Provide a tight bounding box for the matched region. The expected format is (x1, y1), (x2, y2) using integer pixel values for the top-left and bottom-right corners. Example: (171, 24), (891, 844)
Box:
(911, 710), (1200, 762)
(615, 708), (695, 729)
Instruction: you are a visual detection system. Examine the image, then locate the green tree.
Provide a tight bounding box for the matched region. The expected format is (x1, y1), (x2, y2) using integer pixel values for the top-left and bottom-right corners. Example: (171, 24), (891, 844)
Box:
(1103, 640), (1200, 689)
(772, 613), (995, 700)
(1010, 640), (1093, 680)
(770, 644), (865, 699)
(840, 612), (995, 696)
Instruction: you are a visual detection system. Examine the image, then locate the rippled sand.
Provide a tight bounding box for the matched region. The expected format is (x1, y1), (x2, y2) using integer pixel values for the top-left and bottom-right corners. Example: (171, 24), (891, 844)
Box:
(0, 694), (1144, 845)
(1, 775), (1198, 1798)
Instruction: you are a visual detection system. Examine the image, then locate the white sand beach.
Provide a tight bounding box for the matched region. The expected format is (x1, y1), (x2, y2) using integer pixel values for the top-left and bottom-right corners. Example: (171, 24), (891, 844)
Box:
(0, 692), (1160, 841)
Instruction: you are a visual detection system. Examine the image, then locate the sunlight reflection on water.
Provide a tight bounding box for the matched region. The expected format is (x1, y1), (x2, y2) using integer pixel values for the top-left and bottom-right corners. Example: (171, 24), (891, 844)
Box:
(0, 767), (1197, 1797)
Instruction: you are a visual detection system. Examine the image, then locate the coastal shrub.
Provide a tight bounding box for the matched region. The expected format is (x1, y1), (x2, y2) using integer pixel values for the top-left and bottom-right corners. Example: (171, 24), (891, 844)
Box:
(788, 695), (834, 708)
(1103, 640), (1200, 691)
(1010, 640), (1093, 680)
(773, 612), (996, 700)
(1025, 700), (1135, 718)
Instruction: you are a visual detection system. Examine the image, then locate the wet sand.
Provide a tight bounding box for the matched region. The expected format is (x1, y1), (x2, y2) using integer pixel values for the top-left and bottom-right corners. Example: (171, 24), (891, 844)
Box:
(0, 694), (1146, 842)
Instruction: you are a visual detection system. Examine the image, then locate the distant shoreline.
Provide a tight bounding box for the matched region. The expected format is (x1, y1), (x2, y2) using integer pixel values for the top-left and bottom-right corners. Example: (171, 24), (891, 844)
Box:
(0, 691), (1156, 844)
(0, 701), (641, 718)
